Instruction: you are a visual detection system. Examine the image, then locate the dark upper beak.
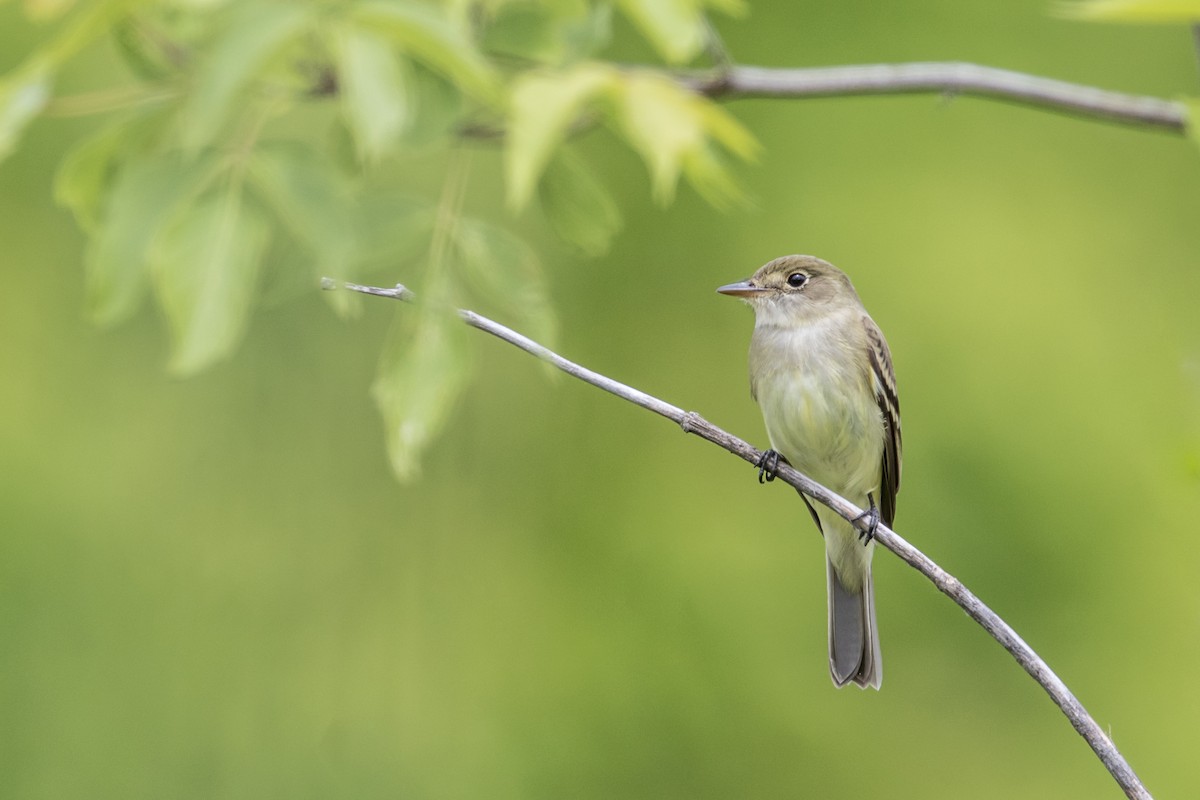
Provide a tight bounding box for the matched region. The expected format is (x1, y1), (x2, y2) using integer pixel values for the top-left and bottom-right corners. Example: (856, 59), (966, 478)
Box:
(716, 280), (768, 298)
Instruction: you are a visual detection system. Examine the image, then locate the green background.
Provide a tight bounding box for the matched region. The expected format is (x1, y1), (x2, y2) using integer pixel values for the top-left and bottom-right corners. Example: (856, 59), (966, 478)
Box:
(3, 1), (1198, 798)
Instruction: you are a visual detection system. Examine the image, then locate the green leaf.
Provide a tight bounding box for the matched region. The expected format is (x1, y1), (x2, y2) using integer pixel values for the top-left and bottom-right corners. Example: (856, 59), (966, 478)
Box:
(693, 93), (759, 160)
(453, 218), (557, 347)
(372, 270), (473, 481)
(150, 184), (270, 375)
(54, 112), (162, 232)
(330, 23), (411, 162)
(613, 70), (756, 204)
(537, 147), (622, 255)
(483, 0), (610, 64)
(614, 0), (745, 63)
(352, 188), (436, 268)
(55, 124), (124, 232)
(560, 1), (613, 61)
(179, 2), (311, 153)
(351, 2), (500, 104)
(484, 4), (567, 62)
(248, 140), (356, 275)
(0, 60), (52, 165)
(1057, 0), (1200, 20)
(111, 17), (178, 80)
(614, 0), (707, 64)
(505, 62), (618, 209)
(22, 0), (78, 22)
(38, 0), (147, 66)
(398, 64), (463, 148)
(681, 141), (746, 209)
(83, 153), (217, 326)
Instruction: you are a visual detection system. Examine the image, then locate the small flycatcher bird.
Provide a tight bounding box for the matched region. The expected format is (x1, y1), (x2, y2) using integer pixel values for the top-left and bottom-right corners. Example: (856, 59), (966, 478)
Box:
(718, 255), (900, 689)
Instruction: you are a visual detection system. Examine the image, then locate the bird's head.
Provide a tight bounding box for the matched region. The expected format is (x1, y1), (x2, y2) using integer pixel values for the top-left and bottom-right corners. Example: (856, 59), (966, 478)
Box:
(717, 255), (859, 325)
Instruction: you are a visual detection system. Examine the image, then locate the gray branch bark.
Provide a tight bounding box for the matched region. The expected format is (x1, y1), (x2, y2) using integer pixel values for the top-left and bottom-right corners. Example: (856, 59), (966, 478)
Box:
(325, 278), (1152, 800)
(685, 62), (1186, 132)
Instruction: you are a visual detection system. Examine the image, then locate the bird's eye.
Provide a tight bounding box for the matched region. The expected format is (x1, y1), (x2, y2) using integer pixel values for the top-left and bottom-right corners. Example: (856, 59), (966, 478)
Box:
(786, 272), (807, 288)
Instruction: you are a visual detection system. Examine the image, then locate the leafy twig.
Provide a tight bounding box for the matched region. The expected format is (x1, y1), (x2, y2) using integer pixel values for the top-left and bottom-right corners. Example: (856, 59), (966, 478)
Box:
(454, 61), (1186, 142)
(323, 278), (1152, 800)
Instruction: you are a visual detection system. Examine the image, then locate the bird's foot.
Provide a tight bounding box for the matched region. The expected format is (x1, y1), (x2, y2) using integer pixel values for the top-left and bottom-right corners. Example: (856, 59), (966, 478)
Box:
(853, 493), (880, 544)
(756, 449), (785, 484)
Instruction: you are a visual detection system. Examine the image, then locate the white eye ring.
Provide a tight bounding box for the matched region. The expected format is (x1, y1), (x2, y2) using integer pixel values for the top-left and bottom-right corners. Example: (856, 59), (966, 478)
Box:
(786, 272), (807, 288)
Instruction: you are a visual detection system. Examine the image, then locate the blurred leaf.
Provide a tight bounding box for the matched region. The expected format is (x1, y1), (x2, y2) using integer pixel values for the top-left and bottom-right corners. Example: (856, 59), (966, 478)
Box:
(372, 269), (473, 481)
(82, 152), (217, 326)
(614, 0), (706, 64)
(614, 0), (745, 63)
(150, 183), (270, 375)
(484, 3), (566, 62)
(352, 188), (436, 268)
(483, 0), (611, 64)
(1057, 0), (1200, 20)
(614, 70), (756, 204)
(179, 2), (311, 153)
(330, 23), (411, 162)
(561, 1), (613, 60)
(505, 62), (618, 209)
(537, 147), (622, 254)
(0, 60), (52, 165)
(39, 0), (147, 65)
(454, 217), (557, 347)
(247, 140), (356, 275)
(22, 0), (75, 21)
(54, 111), (164, 232)
(323, 286), (365, 319)
(54, 120), (131, 232)
(351, 2), (501, 104)
(399, 64), (464, 148)
(111, 18), (179, 80)
(693, 92), (759, 160)
(681, 141), (747, 209)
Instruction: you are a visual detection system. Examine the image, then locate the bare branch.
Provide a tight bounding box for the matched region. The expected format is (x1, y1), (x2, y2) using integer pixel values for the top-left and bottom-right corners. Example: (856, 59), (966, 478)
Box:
(686, 62), (1186, 132)
(325, 278), (1152, 800)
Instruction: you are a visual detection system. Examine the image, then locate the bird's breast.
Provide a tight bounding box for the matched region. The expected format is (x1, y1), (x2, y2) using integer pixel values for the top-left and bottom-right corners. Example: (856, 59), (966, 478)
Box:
(750, 316), (883, 497)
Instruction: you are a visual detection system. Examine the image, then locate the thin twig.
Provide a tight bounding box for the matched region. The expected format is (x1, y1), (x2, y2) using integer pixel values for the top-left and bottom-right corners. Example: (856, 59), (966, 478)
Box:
(686, 62), (1186, 132)
(324, 278), (1152, 800)
(43, 85), (179, 117)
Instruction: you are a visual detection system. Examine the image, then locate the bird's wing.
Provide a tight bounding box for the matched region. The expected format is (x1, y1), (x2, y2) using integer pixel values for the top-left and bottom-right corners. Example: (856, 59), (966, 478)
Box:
(863, 316), (901, 527)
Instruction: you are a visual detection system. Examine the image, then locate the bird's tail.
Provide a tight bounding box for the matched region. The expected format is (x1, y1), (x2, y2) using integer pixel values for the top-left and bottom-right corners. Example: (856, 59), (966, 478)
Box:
(826, 556), (882, 689)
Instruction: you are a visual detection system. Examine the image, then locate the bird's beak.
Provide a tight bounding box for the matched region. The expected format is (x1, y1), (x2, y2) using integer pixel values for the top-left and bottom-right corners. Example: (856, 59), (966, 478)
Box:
(716, 280), (767, 298)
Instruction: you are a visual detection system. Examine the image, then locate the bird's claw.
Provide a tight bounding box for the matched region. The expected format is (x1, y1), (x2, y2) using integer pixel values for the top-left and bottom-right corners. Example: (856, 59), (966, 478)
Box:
(756, 449), (782, 484)
(853, 492), (880, 544)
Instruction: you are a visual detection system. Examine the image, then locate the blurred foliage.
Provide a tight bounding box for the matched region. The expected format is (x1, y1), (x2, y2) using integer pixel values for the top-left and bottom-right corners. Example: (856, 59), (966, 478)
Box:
(0, 0), (754, 477)
(3, 1), (1200, 799)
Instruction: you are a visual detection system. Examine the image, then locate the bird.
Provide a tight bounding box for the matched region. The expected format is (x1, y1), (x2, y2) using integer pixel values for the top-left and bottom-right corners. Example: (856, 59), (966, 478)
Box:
(718, 255), (901, 689)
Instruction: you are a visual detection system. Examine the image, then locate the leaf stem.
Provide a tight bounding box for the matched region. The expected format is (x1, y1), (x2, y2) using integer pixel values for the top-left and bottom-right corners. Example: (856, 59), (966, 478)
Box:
(426, 148), (473, 294)
(43, 85), (179, 118)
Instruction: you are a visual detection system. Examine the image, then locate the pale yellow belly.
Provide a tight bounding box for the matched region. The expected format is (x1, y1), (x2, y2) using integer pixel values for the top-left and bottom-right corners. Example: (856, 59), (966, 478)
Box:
(752, 331), (885, 591)
(757, 369), (883, 502)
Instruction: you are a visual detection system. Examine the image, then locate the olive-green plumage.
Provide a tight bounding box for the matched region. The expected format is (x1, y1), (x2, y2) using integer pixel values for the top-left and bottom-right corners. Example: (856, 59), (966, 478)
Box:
(718, 255), (901, 689)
